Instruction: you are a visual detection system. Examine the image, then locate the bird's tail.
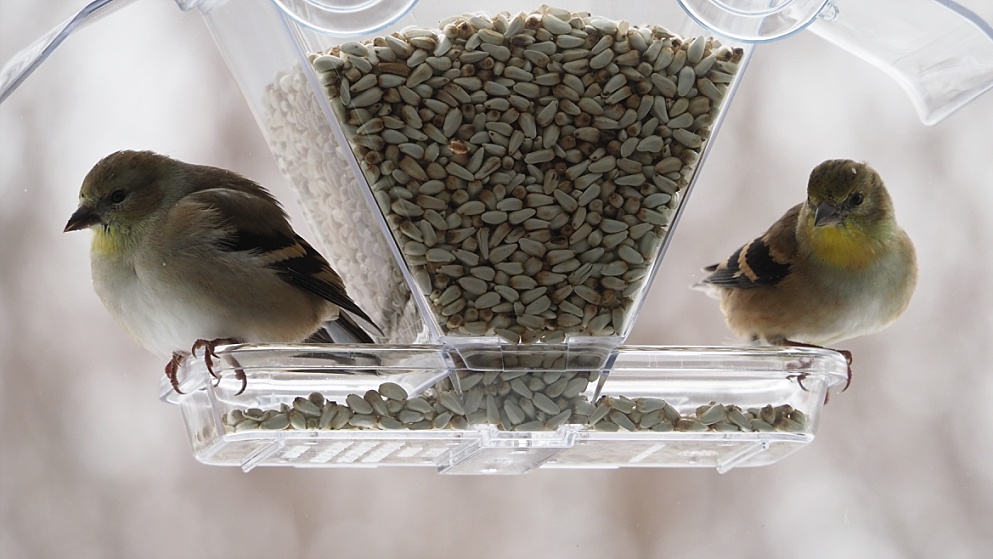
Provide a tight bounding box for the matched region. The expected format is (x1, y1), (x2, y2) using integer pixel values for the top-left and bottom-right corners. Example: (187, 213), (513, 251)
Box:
(690, 280), (722, 299)
(317, 313), (377, 344)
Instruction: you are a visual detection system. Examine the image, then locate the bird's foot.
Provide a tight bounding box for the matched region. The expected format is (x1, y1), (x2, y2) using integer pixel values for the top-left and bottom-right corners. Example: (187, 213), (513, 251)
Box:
(836, 350), (854, 392)
(786, 370), (810, 391)
(781, 340), (854, 403)
(786, 355), (814, 370)
(165, 351), (189, 394)
(191, 338), (248, 396)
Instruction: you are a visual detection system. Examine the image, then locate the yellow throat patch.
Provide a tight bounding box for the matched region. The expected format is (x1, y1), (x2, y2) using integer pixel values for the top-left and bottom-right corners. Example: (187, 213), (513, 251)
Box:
(807, 223), (878, 270)
(90, 226), (129, 256)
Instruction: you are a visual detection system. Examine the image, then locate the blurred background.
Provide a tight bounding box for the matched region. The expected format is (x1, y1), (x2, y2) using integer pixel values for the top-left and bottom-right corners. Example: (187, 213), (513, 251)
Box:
(2, 1), (992, 557)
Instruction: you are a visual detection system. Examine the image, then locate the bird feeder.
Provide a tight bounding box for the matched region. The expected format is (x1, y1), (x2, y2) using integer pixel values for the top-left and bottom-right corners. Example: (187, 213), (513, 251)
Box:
(4, 0), (990, 473)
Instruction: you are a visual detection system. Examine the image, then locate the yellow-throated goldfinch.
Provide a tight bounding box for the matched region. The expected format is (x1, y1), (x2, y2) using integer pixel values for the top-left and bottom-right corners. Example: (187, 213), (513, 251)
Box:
(696, 159), (917, 386)
(65, 150), (380, 392)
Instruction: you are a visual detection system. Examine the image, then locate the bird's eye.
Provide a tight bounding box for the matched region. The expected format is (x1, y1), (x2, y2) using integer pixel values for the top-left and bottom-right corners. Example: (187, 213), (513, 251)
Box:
(850, 192), (864, 206)
(109, 190), (127, 204)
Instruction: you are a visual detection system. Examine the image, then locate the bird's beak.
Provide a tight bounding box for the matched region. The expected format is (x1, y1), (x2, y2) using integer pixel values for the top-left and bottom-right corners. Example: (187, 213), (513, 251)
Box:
(813, 202), (842, 227)
(64, 206), (101, 232)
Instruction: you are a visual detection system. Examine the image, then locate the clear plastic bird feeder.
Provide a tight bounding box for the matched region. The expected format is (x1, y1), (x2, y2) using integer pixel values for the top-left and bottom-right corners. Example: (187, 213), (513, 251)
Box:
(3, 0), (989, 473)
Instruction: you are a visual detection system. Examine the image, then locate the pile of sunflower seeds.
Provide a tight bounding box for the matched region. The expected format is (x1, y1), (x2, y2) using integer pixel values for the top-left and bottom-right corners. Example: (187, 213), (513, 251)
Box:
(222, 381), (808, 434)
(449, 369), (601, 430)
(222, 384), (467, 432)
(588, 397), (808, 433)
(262, 67), (426, 343)
(310, 6), (742, 342)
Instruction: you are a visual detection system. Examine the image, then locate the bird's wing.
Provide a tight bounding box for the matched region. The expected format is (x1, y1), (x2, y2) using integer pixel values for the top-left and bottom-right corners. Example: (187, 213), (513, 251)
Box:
(179, 187), (379, 331)
(701, 204), (800, 289)
(305, 317), (375, 344)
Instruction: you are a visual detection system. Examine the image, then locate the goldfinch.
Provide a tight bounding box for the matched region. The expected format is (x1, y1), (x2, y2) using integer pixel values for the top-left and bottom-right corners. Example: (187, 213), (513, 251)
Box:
(65, 150), (380, 392)
(695, 159), (918, 384)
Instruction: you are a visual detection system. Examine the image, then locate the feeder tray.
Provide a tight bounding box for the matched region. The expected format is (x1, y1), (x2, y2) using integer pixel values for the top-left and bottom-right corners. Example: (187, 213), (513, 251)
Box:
(162, 344), (848, 474)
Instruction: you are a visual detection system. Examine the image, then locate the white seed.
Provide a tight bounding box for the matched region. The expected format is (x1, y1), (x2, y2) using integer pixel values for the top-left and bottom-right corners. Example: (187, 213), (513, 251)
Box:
(541, 13), (573, 34)
(474, 292), (501, 309)
(524, 149), (555, 164)
(592, 116), (619, 129)
(599, 218), (628, 234)
(589, 48), (614, 70)
(667, 112), (694, 129)
(576, 183), (601, 205)
(697, 77), (724, 102)
(673, 128), (703, 148)
(483, 81), (511, 97)
(536, 100), (558, 127)
(618, 245), (645, 264)
(426, 247), (456, 263)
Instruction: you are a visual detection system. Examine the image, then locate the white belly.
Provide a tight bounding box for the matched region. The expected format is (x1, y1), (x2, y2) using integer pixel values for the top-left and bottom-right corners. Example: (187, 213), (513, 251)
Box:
(91, 250), (324, 357)
(800, 256), (914, 345)
(92, 259), (232, 356)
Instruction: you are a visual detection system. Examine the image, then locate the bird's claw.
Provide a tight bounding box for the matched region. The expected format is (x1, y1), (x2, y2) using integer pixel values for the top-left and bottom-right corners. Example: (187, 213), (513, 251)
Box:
(159, 339), (283, 397)
(785, 355), (814, 393)
(232, 367), (247, 396)
(191, 338), (237, 380)
(837, 350), (854, 392)
(787, 371), (835, 405)
(165, 351), (188, 394)
(783, 344), (855, 405)
(787, 371), (810, 392)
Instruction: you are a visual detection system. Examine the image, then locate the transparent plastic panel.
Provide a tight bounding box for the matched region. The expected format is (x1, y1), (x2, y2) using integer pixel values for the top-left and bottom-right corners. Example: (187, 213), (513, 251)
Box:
(677, 0), (830, 41)
(271, 0), (419, 35)
(677, 0), (993, 124)
(0, 0), (140, 103)
(808, 0), (993, 125)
